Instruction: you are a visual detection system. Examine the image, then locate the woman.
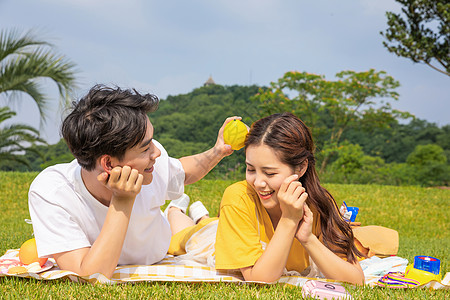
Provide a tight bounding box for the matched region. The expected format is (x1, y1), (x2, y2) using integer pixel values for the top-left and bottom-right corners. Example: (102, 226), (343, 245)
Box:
(214, 112), (364, 284)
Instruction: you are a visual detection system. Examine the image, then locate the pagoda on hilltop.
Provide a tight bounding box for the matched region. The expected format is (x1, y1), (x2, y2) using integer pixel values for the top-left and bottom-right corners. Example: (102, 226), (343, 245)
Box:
(203, 75), (216, 86)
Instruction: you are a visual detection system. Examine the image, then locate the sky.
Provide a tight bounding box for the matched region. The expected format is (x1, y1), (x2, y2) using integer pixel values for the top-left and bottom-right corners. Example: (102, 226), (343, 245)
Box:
(1, 0), (449, 144)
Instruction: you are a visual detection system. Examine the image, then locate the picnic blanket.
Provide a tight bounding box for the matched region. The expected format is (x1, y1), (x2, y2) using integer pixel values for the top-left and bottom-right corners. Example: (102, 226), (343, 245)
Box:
(2, 219), (449, 288)
(0, 248), (310, 286)
(1, 248), (449, 289)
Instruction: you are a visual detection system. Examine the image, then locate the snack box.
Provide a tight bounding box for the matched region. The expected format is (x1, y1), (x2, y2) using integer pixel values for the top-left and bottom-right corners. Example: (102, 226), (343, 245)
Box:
(302, 280), (353, 299)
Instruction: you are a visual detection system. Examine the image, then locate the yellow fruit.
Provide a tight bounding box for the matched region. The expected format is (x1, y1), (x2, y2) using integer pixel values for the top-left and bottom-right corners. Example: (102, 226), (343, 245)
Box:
(19, 238), (48, 267)
(223, 119), (248, 150)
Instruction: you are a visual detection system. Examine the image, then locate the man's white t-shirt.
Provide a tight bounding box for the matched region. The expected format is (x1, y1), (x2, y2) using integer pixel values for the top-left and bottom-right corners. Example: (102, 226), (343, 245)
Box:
(28, 140), (185, 265)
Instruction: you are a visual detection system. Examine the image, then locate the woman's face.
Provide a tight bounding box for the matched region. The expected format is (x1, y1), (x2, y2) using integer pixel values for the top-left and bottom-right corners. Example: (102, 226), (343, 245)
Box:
(245, 144), (298, 211)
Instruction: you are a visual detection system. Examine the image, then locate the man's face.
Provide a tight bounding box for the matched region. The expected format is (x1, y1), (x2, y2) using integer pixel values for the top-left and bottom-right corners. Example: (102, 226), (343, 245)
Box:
(113, 117), (161, 185)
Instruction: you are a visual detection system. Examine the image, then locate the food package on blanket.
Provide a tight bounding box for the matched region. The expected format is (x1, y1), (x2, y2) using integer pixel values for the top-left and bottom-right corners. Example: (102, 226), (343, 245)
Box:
(339, 201), (359, 222)
(302, 280), (353, 300)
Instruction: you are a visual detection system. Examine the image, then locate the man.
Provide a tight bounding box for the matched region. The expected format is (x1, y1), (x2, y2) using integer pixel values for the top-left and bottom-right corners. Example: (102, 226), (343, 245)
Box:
(28, 85), (235, 278)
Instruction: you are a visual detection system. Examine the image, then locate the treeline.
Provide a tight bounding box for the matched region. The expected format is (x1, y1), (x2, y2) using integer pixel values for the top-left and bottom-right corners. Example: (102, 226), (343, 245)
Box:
(1, 83), (448, 186)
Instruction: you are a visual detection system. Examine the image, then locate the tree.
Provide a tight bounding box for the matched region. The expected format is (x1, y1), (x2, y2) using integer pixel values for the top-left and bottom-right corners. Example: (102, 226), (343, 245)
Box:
(406, 144), (449, 186)
(406, 143), (447, 166)
(252, 69), (412, 173)
(0, 106), (46, 168)
(342, 118), (450, 164)
(381, 0), (450, 76)
(150, 84), (260, 179)
(0, 28), (77, 123)
(326, 142), (387, 184)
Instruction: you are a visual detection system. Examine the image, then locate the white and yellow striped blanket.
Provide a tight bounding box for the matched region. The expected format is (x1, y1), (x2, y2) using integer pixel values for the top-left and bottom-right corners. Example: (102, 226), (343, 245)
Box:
(0, 248), (316, 286)
(1, 248), (449, 289)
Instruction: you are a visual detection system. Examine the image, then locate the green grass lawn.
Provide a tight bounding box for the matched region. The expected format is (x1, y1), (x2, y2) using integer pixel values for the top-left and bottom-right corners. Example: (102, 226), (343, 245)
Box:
(1, 172), (449, 299)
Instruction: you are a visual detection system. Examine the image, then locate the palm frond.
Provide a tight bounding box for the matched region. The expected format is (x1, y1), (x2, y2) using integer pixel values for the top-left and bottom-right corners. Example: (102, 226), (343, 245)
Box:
(0, 28), (77, 123)
(0, 106), (46, 150)
(0, 106), (16, 123)
(0, 125), (42, 141)
(0, 152), (32, 168)
(0, 28), (50, 62)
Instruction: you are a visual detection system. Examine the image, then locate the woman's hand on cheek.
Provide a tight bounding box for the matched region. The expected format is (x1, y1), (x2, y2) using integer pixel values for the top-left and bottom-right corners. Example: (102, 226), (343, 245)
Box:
(295, 203), (314, 244)
(278, 175), (308, 224)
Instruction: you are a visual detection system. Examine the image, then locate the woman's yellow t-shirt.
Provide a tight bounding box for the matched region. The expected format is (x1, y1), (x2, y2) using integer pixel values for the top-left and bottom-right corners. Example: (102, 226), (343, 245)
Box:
(215, 180), (321, 273)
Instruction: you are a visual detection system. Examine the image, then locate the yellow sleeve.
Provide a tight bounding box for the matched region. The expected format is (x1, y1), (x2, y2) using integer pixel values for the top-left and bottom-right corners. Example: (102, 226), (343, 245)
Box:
(215, 182), (264, 270)
(168, 217), (218, 256)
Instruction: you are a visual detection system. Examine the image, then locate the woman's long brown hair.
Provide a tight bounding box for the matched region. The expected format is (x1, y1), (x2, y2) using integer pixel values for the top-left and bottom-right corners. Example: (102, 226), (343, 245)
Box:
(245, 112), (363, 263)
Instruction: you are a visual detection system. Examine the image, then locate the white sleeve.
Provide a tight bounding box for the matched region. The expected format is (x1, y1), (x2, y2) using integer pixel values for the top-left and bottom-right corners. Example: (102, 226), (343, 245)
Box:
(152, 140), (185, 201)
(166, 156), (185, 200)
(28, 180), (91, 258)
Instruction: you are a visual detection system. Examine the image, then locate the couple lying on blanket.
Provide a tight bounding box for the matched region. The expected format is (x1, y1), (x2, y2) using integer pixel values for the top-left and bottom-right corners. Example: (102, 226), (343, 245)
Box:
(28, 85), (396, 285)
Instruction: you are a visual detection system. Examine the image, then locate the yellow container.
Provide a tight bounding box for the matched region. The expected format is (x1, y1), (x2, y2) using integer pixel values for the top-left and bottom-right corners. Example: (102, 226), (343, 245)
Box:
(405, 264), (442, 285)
